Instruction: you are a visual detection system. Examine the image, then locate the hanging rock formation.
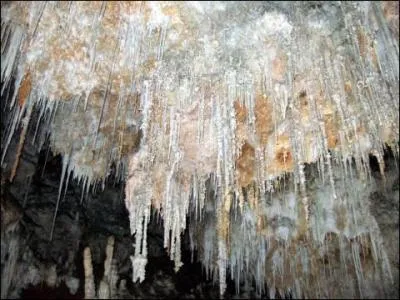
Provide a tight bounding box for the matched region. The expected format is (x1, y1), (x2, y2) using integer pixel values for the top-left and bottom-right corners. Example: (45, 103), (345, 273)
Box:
(1, 1), (399, 298)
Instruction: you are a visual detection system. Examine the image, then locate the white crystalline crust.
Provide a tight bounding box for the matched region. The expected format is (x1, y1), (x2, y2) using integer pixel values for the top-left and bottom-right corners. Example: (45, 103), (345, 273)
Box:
(1, 1), (399, 298)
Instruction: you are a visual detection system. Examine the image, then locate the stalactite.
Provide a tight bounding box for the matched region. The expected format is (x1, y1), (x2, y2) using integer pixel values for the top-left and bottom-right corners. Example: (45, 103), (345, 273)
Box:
(49, 149), (71, 241)
(10, 101), (33, 182)
(1, 1), (398, 298)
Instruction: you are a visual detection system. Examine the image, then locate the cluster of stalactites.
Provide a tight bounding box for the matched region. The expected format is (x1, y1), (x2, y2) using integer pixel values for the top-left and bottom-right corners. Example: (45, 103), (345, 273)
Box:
(189, 161), (397, 298)
(1, 1), (398, 298)
(123, 2), (398, 298)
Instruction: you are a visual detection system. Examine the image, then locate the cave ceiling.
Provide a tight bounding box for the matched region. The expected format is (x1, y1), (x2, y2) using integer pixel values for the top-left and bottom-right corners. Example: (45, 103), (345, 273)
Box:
(1, 1), (399, 299)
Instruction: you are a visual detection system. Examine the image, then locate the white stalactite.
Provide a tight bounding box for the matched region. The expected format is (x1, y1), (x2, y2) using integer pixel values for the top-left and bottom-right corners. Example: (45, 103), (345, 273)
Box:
(1, 1), (398, 298)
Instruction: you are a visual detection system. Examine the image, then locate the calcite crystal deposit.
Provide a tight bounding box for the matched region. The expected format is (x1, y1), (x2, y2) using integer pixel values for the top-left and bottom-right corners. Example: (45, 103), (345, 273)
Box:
(1, 1), (398, 298)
